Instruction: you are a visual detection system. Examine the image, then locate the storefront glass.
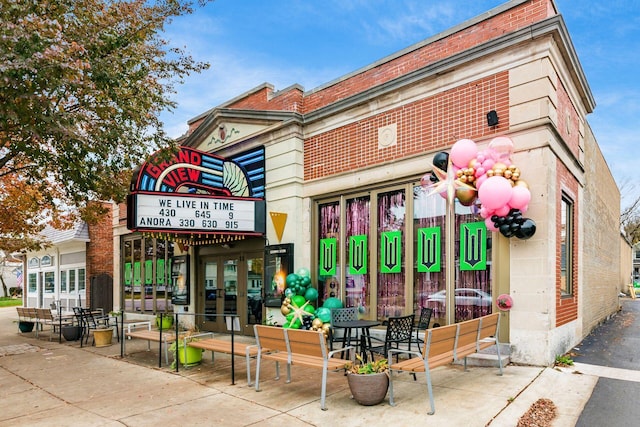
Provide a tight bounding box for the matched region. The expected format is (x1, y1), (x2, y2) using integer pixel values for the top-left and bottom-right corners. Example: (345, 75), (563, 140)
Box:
(122, 236), (174, 313)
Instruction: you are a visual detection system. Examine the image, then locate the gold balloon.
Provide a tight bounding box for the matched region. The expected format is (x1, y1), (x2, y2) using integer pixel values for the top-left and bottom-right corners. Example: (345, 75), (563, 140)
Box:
(515, 179), (529, 189)
(493, 162), (507, 171)
(281, 304), (291, 316)
(468, 158), (479, 169)
(322, 323), (331, 333)
(312, 318), (324, 329)
(503, 170), (512, 179)
(487, 169), (495, 177)
(456, 187), (477, 206)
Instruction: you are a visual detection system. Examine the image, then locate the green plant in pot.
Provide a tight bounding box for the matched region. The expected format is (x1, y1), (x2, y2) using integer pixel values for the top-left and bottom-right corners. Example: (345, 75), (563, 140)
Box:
(156, 312), (174, 330)
(344, 355), (389, 406)
(169, 329), (203, 369)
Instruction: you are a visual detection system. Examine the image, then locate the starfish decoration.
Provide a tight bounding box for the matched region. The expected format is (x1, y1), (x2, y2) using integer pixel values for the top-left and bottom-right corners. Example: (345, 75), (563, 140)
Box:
(426, 158), (477, 205)
(287, 299), (312, 326)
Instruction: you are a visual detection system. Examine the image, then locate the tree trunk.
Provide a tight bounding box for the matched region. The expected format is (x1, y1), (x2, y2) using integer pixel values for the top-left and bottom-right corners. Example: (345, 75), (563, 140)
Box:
(0, 275), (8, 297)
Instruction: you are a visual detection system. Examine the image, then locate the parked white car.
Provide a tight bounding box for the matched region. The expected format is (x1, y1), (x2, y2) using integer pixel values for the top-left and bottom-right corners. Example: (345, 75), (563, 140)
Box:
(426, 288), (492, 307)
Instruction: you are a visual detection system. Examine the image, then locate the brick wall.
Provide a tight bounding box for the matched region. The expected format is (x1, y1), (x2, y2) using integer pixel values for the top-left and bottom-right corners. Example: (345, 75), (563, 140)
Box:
(555, 160), (578, 327)
(556, 78), (581, 159)
(86, 203), (114, 308)
(581, 122), (621, 332)
(303, 73), (509, 180)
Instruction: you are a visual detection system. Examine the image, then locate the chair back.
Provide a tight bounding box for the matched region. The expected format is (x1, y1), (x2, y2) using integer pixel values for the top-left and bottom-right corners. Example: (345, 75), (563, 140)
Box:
(330, 307), (358, 324)
(80, 308), (98, 328)
(416, 307), (433, 331)
(384, 313), (415, 352)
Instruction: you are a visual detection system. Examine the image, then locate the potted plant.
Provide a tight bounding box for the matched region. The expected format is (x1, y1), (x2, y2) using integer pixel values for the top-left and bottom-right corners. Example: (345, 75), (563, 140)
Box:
(61, 324), (82, 341)
(344, 355), (389, 405)
(156, 312), (174, 330)
(17, 320), (35, 333)
(169, 329), (203, 368)
(93, 327), (114, 347)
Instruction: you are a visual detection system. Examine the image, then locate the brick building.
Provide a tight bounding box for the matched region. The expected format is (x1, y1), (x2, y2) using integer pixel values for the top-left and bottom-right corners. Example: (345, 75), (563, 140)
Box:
(118, 0), (621, 365)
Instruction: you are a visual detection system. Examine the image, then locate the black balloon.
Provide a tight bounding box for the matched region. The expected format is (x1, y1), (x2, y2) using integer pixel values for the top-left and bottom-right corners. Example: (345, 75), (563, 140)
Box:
(433, 152), (449, 171)
(499, 224), (513, 237)
(515, 219), (536, 240)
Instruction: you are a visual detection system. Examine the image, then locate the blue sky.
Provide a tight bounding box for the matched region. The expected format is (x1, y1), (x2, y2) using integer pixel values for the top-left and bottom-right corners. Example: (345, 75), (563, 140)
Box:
(161, 0), (640, 206)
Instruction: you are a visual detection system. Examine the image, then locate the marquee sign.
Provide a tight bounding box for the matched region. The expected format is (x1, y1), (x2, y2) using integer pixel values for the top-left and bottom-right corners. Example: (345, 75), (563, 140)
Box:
(129, 192), (265, 234)
(128, 146), (266, 237)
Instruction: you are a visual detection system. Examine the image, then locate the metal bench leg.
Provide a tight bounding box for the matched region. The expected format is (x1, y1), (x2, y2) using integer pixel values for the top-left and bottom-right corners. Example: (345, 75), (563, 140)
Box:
(320, 367), (328, 411)
(254, 355), (262, 391)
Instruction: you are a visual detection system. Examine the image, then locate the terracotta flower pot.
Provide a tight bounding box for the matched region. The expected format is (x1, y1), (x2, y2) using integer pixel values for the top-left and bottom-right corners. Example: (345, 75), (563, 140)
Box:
(93, 328), (114, 347)
(347, 372), (389, 405)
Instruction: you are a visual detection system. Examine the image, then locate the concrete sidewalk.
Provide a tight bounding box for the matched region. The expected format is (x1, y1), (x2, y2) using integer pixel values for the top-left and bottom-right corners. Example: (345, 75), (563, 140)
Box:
(0, 306), (595, 427)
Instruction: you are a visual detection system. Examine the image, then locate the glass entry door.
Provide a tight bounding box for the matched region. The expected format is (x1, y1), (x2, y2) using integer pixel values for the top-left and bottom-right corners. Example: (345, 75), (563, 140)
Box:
(202, 257), (238, 333)
(200, 253), (264, 335)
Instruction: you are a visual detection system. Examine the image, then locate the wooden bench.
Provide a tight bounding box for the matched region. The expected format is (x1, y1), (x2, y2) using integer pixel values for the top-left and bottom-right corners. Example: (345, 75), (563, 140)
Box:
(253, 325), (354, 411)
(34, 308), (73, 340)
(124, 321), (183, 366)
(388, 312), (503, 415)
(186, 332), (259, 385)
(16, 307), (36, 323)
(455, 312), (503, 372)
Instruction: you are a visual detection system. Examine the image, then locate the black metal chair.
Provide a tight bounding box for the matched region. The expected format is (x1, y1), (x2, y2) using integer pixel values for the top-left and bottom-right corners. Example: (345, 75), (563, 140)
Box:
(76, 307), (110, 345)
(361, 313), (414, 362)
(328, 307), (358, 351)
(412, 307), (433, 351)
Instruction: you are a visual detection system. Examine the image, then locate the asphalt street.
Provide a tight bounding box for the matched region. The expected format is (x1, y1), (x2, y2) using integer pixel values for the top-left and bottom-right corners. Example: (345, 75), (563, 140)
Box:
(574, 298), (640, 427)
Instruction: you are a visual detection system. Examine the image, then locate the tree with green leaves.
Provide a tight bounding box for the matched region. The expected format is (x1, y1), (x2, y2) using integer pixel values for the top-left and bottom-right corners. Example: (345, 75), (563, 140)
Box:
(0, 0), (211, 252)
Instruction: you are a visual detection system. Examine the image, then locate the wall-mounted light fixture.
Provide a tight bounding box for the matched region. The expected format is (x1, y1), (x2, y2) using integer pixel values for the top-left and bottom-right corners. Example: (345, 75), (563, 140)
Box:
(486, 110), (499, 127)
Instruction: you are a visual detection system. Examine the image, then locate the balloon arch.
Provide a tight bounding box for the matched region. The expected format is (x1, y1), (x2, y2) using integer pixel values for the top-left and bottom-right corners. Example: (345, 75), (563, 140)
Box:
(423, 136), (536, 240)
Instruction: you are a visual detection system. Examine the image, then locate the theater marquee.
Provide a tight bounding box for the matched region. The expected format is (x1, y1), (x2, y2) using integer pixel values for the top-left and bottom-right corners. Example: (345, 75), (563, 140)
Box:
(127, 146), (266, 237)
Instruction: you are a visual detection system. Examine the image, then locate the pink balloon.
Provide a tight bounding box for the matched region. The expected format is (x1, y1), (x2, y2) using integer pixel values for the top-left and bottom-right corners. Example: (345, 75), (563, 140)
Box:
(485, 217), (498, 232)
(420, 173), (431, 188)
(495, 204), (511, 217)
(482, 158), (495, 171)
(488, 136), (514, 162)
(509, 186), (531, 210)
(475, 167), (486, 177)
(475, 174), (488, 190)
(479, 206), (494, 219)
(478, 176), (513, 210)
(450, 139), (478, 169)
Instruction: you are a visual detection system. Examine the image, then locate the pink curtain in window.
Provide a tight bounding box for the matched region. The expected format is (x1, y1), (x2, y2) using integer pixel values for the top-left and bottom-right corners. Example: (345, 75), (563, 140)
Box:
(318, 202), (340, 304)
(377, 190), (405, 319)
(345, 196), (370, 314)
